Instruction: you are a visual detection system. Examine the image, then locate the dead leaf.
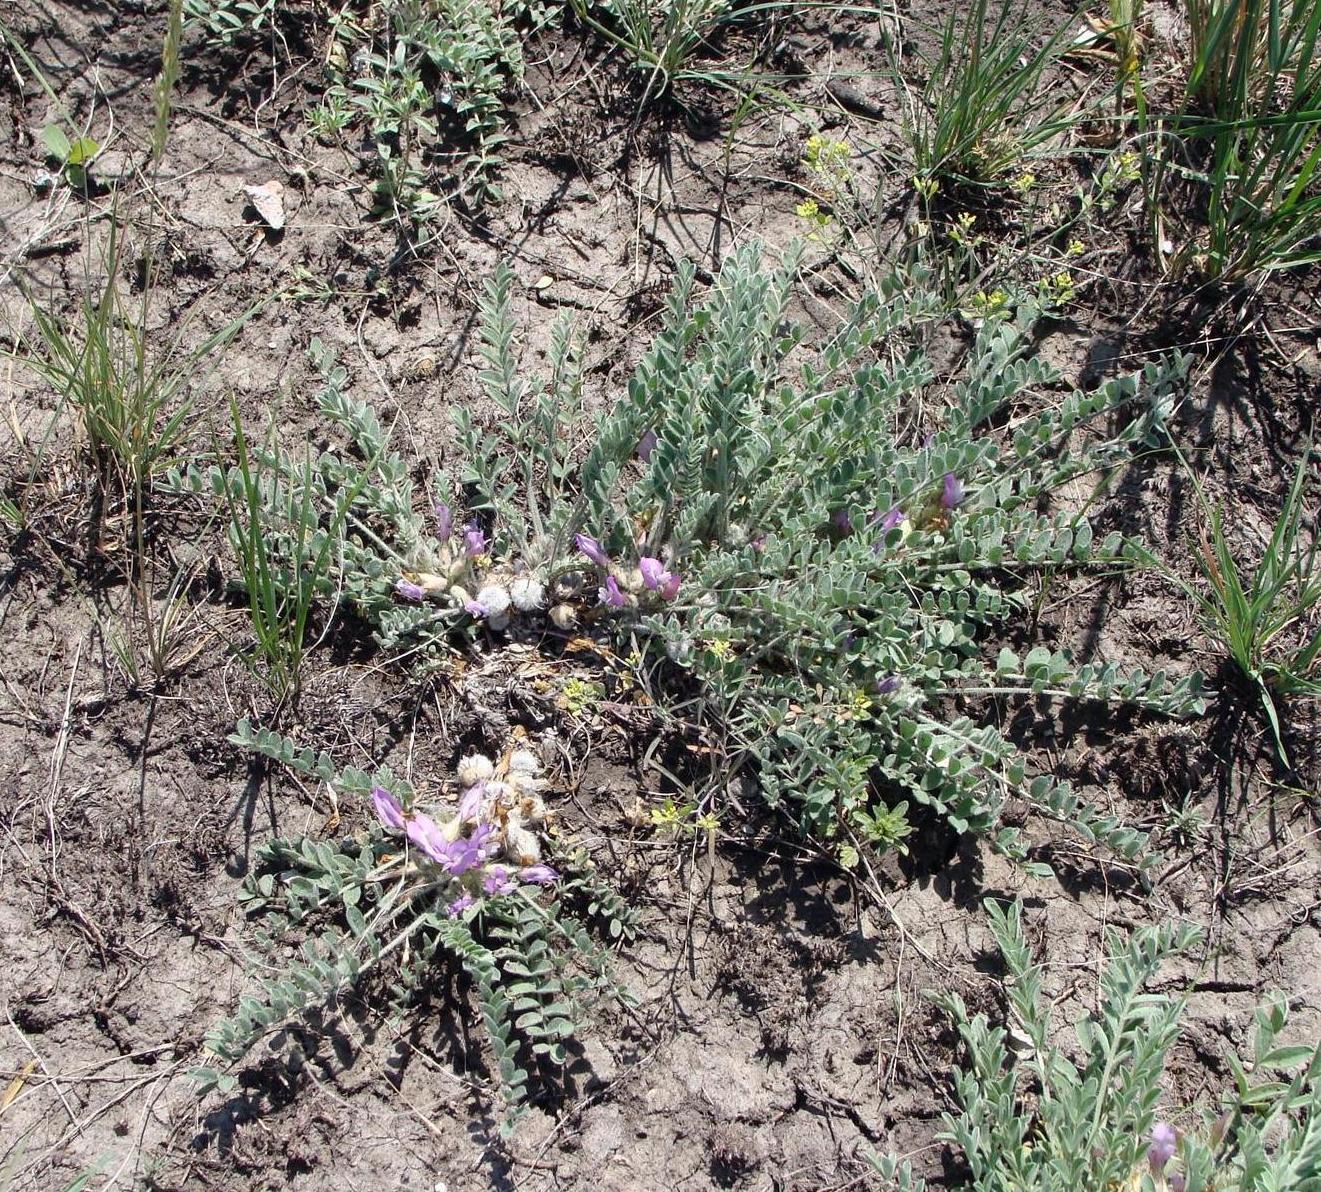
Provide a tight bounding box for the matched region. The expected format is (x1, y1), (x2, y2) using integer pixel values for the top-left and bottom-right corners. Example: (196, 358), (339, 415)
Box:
(1, 1060), (36, 1114)
(243, 180), (286, 230)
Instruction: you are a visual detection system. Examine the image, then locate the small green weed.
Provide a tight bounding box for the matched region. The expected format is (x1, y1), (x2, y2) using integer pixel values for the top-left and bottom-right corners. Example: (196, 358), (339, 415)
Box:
(186, 0), (553, 213)
(38, 123), (100, 190)
(1141, 450), (1321, 765)
(22, 250), (230, 498)
(872, 900), (1321, 1192)
(569, 0), (733, 96)
(1154, 0), (1321, 281)
(900, 0), (1073, 189)
(106, 561), (209, 693)
(215, 399), (358, 707)
(182, 0), (277, 45)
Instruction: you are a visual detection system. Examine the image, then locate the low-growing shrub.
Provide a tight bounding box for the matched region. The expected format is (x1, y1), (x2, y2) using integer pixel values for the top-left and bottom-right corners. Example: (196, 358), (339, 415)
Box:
(873, 900), (1321, 1191)
(194, 725), (636, 1130)
(175, 245), (1205, 869)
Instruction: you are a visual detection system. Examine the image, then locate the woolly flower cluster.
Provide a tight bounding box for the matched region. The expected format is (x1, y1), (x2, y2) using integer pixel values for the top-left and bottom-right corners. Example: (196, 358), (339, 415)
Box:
(392, 500), (546, 631)
(391, 490), (684, 633)
(573, 533), (681, 609)
(370, 744), (557, 918)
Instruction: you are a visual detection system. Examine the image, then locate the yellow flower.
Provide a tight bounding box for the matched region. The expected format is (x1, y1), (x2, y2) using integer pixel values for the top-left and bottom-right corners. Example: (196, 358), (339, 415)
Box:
(845, 688), (873, 719)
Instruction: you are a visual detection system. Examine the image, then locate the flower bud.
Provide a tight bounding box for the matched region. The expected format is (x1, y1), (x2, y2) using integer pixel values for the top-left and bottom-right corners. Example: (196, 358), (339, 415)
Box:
(575, 533), (610, 567)
(508, 749), (540, 777)
(458, 754), (495, 786)
(505, 822), (542, 865)
(475, 583), (511, 617)
(509, 575), (545, 611)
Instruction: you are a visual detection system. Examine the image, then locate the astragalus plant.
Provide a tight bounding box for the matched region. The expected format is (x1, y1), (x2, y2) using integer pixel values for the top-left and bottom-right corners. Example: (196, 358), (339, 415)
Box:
(873, 900), (1321, 1192)
(562, 245), (1202, 866)
(194, 725), (634, 1129)
(185, 244), (1203, 867)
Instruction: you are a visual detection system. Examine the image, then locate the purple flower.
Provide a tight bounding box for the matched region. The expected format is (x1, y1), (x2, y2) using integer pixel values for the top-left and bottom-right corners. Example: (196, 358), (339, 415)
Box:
(520, 864), (559, 885)
(434, 501), (453, 540)
(941, 473), (965, 510)
(640, 556), (666, 590)
(637, 429), (658, 462)
(1148, 1123), (1177, 1173)
(442, 823), (499, 876)
(1170, 1176), (1186, 1192)
(404, 813), (451, 865)
(599, 575), (627, 608)
(575, 532), (610, 568)
(371, 785), (405, 830)
(465, 600), (488, 618)
(751, 534), (767, 551)
(463, 523), (488, 557)
(396, 578), (426, 601)
(640, 556), (680, 598)
(871, 507), (906, 554)
(876, 675), (900, 695)
(483, 865), (516, 895)
(831, 509), (853, 533)
(457, 783), (486, 822)
(446, 893), (475, 918)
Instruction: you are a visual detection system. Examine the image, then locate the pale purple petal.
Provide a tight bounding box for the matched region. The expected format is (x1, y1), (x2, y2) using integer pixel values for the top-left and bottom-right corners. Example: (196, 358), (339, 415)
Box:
(660, 573), (681, 601)
(434, 501), (453, 540)
(575, 533), (610, 568)
(483, 865), (516, 895)
(637, 429), (658, 462)
(395, 578), (426, 601)
(463, 524), (488, 556)
(465, 600), (488, 618)
(472, 822), (499, 859)
(444, 835), (485, 876)
(520, 864), (558, 885)
(371, 785), (405, 830)
(941, 473), (965, 510)
(446, 893), (475, 918)
(599, 576), (627, 608)
(1148, 1123), (1177, 1173)
(442, 822), (500, 876)
(457, 783), (486, 822)
(875, 675), (900, 695)
(878, 507), (905, 532)
(405, 813), (451, 865)
(639, 556), (666, 590)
